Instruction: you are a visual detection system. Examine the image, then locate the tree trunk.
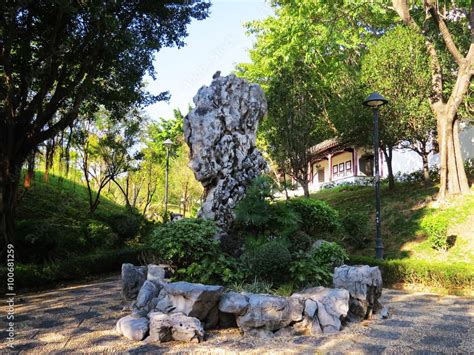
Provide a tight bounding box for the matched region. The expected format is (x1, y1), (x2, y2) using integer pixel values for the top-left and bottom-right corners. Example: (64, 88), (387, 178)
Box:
(301, 180), (310, 198)
(453, 119), (470, 194)
(421, 153), (430, 185)
(381, 146), (395, 190)
(0, 159), (22, 252)
(436, 111), (470, 200)
(283, 171), (289, 200)
(24, 152), (35, 189)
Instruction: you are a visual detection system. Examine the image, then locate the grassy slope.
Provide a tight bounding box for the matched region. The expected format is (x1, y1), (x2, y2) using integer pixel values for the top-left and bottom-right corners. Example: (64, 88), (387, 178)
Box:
(311, 183), (474, 264)
(18, 171), (125, 221)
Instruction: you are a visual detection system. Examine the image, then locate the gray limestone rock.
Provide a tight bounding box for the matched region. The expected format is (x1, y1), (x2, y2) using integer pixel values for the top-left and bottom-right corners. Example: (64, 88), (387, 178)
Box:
(292, 287), (349, 334)
(136, 280), (161, 310)
(333, 265), (383, 320)
(147, 264), (166, 284)
(219, 292), (249, 315)
(147, 312), (204, 343)
(164, 281), (225, 327)
(121, 263), (147, 303)
(116, 315), (149, 341)
(184, 73), (268, 229)
(236, 294), (304, 333)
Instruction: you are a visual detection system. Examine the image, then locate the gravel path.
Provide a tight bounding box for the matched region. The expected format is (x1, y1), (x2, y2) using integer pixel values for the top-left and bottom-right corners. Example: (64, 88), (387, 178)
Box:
(1, 276), (473, 354)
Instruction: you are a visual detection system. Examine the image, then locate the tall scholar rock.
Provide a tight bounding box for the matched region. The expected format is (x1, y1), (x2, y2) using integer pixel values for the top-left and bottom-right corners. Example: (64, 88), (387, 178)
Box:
(184, 72), (268, 229)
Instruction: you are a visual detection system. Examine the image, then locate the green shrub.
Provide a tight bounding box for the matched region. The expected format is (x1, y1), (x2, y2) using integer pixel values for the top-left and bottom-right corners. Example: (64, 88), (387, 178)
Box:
(245, 241), (292, 282)
(341, 212), (370, 247)
(313, 241), (348, 268)
(84, 220), (118, 248)
(148, 218), (247, 285)
(286, 198), (340, 237)
(289, 251), (333, 287)
(349, 255), (474, 292)
(107, 212), (142, 242)
(149, 218), (219, 268)
(288, 230), (312, 253)
(420, 214), (449, 251)
(235, 176), (300, 239)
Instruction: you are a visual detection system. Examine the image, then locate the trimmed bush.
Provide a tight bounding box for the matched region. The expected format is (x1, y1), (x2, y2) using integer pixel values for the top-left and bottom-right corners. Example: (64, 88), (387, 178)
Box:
(349, 255), (474, 292)
(420, 214), (449, 251)
(245, 241), (292, 282)
(286, 198), (340, 237)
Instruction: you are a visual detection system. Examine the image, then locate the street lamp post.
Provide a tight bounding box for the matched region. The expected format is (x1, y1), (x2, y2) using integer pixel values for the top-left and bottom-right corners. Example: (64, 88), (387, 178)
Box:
(363, 92), (388, 260)
(163, 138), (174, 219)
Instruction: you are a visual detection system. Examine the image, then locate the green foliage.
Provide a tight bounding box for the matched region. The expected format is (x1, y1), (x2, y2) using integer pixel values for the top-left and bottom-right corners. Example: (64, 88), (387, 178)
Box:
(286, 198), (340, 237)
(341, 212), (370, 248)
(349, 255), (473, 293)
(420, 214), (450, 251)
(84, 220), (118, 248)
(149, 218), (248, 285)
(244, 241), (292, 282)
(360, 25), (435, 165)
(235, 176), (300, 238)
(149, 218), (218, 269)
(289, 251), (333, 287)
(313, 241), (348, 268)
(106, 212), (142, 242)
(288, 231), (312, 253)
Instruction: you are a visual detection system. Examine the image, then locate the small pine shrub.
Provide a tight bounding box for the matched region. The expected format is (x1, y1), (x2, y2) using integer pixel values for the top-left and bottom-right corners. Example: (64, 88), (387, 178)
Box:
(245, 241), (292, 282)
(341, 212), (370, 248)
(420, 214), (449, 251)
(286, 198), (340, 237)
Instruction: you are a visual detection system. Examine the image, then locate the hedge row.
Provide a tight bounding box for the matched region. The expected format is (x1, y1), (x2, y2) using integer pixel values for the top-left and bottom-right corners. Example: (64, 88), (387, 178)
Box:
(349, 255), (474, 291)
(0, 247), (144, 293)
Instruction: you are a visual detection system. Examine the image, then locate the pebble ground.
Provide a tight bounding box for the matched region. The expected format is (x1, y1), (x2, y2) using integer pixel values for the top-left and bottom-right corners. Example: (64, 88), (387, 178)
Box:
(1, 276), (473, 354)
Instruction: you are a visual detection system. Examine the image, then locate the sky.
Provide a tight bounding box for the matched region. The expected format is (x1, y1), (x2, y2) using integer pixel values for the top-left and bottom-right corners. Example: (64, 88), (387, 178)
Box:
(143, 0), (274, 120)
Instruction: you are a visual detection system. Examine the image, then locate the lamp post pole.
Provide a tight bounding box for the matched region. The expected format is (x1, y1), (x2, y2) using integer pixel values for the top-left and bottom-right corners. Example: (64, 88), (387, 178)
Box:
(372, 107), (383, 259)
(163, 138), (173, 220)
(363, 92), (388, 260)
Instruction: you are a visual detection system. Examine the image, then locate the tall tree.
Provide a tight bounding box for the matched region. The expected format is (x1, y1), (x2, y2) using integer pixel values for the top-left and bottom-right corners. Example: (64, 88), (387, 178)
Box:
(237, 0), (393, 196)
(0, 1), (210, 247)
(391, 0), (473, 199)
(360, 25), (436, 188)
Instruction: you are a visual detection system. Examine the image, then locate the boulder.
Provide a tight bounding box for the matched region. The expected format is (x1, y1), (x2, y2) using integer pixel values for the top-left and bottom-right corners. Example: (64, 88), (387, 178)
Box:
(333, 265), (383, 320)
(164, 281), (225, 327)
(116, 315), (149, 341)
(136, 280), (162, 310)
(147, 265), (166, 284)
(147, 312), (204, 343)
(121, 263), (147, 303)
(236, 294), (304, 333)
(184, 73), (268, 229)
(292, 287), (349, 334)
(219, 292), (249, 315)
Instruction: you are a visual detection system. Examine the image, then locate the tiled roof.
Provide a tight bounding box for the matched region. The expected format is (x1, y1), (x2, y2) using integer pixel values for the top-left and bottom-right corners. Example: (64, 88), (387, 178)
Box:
(308, 138), (341, 156)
